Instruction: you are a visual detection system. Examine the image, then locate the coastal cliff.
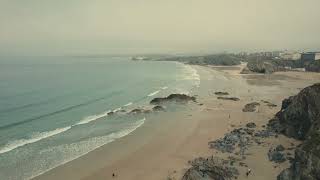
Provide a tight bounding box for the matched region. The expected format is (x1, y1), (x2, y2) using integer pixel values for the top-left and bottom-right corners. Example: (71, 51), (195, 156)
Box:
(268, 83), (320, 180)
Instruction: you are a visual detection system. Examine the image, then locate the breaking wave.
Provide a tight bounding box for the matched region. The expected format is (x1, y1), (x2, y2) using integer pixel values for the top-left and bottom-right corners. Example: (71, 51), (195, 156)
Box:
(124, 102), (133, 107)
(0, 126), (72, 155)
(29, 117), (146, 180)
(147, 90), (160, 97)
(75, 110), (111, 125)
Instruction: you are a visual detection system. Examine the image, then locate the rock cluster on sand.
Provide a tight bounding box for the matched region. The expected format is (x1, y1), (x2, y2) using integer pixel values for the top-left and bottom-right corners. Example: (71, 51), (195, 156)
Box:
(268, 146), (286, 163)
(217, 97), (240, 101)
(182, 157), (239, 180)
(209, 128), (253, 154)
(267, 83), (320, 180)
(127, 94), (196, 115)
(184, 122), (276, 179)
(214, 91), (229, 96)
(129, 106), (165, 114)
(182, 97), (279, 179)
(242, 102), (260, 112)
(150, 94), (196, 105)
(261, 100), (277, 107)
(246, 122), (256, 128)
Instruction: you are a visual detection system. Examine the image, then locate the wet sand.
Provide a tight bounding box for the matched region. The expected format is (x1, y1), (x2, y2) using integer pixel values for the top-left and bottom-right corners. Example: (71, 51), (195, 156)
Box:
(34, 65), (320, 180)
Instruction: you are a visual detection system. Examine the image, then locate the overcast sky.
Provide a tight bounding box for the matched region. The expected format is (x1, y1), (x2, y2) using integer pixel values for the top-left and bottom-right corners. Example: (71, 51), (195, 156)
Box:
(1, 0), (320, 55)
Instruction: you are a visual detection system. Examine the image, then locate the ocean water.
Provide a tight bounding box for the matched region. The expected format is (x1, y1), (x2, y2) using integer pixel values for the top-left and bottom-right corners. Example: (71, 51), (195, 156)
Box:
(0, 56), (200, 180)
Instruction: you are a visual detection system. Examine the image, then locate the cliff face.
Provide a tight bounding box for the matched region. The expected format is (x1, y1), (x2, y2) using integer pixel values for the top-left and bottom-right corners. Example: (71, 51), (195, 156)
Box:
(268, 83), (320, 180)
(270, 83), (320, 140)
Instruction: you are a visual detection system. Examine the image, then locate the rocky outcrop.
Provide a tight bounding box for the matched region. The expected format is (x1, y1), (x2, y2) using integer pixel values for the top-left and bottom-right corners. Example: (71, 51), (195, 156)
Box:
(242, 60), (302, 74)
(277, 140), (320, 180)
(129, 108), (150, 114)
(152, 105), (165, 112)
(246, 61), (278, 74)
(182, 157), (239, 180)
(267, 83), (320, 180)
(150, 94), (196, 105)
(268, 83), (320, 140)
(242, 102), (260, 112)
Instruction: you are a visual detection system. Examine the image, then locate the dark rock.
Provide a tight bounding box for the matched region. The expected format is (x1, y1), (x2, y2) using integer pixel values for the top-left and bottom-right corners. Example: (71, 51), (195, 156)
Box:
(217, 97), (240, 101)
(271, 84), (320, 180)
(246, 122), (256, 128)
(150, 94), (196, 105)
(182, 157), (239, 180)
(209, 128), (251, 154)
(107, 111), (115, 116)
(268, 147), (286, 163)
(129, 108), (151, 114)
(276, 145), (285, 152)
(242, 102), (260, 112)
(277, 169), (293, 180)
(262, 100), (278, 107)
(254, 130), (274, 138)
(239, 162), (247, 167)
(243, 128), (255, 135)
(268, 83), (320, 140)
(129, 108), (144, 114)
(267, 103), (277, 107)
(214, 92), (229, 96)
(152, 105), (165, 112)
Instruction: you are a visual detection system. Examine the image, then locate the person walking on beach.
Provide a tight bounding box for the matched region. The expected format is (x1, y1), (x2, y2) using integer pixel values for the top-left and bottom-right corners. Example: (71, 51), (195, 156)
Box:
(246, 168), (252, 177)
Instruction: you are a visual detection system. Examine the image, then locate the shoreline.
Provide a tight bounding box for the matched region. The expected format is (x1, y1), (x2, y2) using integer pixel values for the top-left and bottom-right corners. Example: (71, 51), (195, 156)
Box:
(34, 64), (320, 180)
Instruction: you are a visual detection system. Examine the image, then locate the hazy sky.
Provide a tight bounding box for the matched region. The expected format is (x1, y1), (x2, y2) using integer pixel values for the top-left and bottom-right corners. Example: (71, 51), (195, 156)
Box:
(1, 0), (320, 55)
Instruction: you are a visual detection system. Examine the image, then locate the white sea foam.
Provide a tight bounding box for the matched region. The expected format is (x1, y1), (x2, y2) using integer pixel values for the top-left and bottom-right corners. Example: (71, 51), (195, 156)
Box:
(0, 126), (71, 155)
(181, 64), (201, 87)
(113, 107), (122, 112)
(124, 102), (133, 107)
(29, 117), (146, 180)
(76, 110), (111, 125)
(161, 86), (168, 90)
(0, 107), (130, 155)
(147, 90), (160, 97)
(185, 65), (200, 81)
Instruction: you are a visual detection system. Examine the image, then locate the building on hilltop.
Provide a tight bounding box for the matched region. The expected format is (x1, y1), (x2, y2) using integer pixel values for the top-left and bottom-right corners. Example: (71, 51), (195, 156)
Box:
(300, 52), (320, 62)
(279, 51), (301, 60)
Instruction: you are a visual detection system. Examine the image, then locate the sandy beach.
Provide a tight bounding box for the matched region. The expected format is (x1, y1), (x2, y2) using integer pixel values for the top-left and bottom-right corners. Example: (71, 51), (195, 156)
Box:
(34, 64), (320, 180)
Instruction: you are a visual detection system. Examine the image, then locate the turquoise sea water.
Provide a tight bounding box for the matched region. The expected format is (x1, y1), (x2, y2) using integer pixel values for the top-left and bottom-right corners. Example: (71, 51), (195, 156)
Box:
(0, 56), (200, 180)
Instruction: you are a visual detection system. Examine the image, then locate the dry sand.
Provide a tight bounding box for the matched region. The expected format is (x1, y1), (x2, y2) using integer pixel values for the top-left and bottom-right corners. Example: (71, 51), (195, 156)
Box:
(34, 65), (320, 180)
